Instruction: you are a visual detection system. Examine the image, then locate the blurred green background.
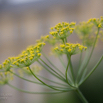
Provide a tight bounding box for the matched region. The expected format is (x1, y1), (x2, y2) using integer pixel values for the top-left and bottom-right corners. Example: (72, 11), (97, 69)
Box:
(0, 0), (103, 103)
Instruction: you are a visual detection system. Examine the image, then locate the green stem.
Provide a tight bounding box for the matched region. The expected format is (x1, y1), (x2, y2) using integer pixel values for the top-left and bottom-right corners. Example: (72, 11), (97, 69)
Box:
(68, 55), (75, 83)
(11, 70), (71, 90)
(65, 57), (70, 83)
(42, 52), (65, 77)
(79, 68), (87, 85)
(82, 28), (99, 72)
(75, 52), (83, 85)
(77, 27), (99, 85)
(38, 60), (65, 81)
(58, 55), (73, 84)
(11, 69), (68, 87)
(79, 55), (103, 86)
(65, 38), (67, 43)
(10, 71), (68, 89)
(76, 49), (89, 84)
(9, 71), (41, 85)
(88, 28), (99, 61)
(58, 56), (73, 84)
(39, 58), (66, 81)
(7, 83), (69, 94)
(78, 52), (83, 71)
(76, 88), (88, 103)
(28, 67), (67, 91)
(37, 75), (68, 87)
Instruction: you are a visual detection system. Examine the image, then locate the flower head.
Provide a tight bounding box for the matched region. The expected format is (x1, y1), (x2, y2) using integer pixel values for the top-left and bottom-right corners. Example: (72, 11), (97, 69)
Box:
(0, 70), (14, 85)
(37, 35), (60, 46)
(12, 42), (45, 68)
(49, 22), (76, 43)
(53, 43), (87, 56)
(75, 17), (103, 47)
(0, 42), (45, 71)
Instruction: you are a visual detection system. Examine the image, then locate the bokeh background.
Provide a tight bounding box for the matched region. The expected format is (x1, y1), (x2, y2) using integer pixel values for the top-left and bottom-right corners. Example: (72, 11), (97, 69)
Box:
(0, 0), (103, 103)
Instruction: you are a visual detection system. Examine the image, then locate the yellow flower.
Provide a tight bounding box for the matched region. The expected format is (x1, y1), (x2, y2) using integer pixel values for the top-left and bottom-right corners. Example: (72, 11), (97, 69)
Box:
(68, 49), (72, 52)
(98, 23), (102, 28)
(49, 22), (75, 43)
(53, 43), (87, 56)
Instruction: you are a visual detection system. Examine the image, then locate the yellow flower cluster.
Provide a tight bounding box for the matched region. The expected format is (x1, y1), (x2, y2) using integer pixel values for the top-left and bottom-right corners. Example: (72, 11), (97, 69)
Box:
(36, 35), (59, 45)
(36, 22), (76, 46)
(49, 22), (76, 41)
(0, 70), (14, 85)
(53, 43), (87, 55)
(87, 16), (103, 28)
(75, 17), (103, 46)
(0, 59), (12, 71)
(0, 42), (45, 71)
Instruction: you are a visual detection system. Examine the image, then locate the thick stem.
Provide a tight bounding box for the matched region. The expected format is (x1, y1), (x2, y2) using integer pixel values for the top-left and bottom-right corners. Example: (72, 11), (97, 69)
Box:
(76, 88), (88, 103)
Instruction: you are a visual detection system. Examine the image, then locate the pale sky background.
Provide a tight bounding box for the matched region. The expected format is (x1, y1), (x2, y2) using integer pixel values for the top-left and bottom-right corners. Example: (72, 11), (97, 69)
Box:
(0, 0), (42, 4)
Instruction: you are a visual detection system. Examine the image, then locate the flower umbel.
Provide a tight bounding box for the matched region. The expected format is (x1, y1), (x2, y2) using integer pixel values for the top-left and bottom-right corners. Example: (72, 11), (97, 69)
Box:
(0, 16), (103, 103)
(0, 42), (45, 71)
(75, 17), (103, 46)
(53, 43), (87, 56)
(50, 22), (76, 43)
(0, 70), (14, 85)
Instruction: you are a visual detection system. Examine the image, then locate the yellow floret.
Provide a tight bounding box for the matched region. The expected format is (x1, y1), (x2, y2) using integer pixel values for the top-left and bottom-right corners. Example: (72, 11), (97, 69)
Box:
(79, 46), (83, 51)
(98, 23), (102, 28)
(27, 67), (29, 70)
(60, 49), (63, 52)
(37, 53), (41, 56)
(68, 49), (72, 52)
(29, 57), (33, 60)
(0, 65), (2, 69)
(45, 35), (49, 38)
(36, 50), (39, 53)
(70, 30), (73, 34)
(60, 44), (65, 48)
(50, 27), (54, 30)
(54, 47), (58, 50)
(42, 42), (46, 45)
